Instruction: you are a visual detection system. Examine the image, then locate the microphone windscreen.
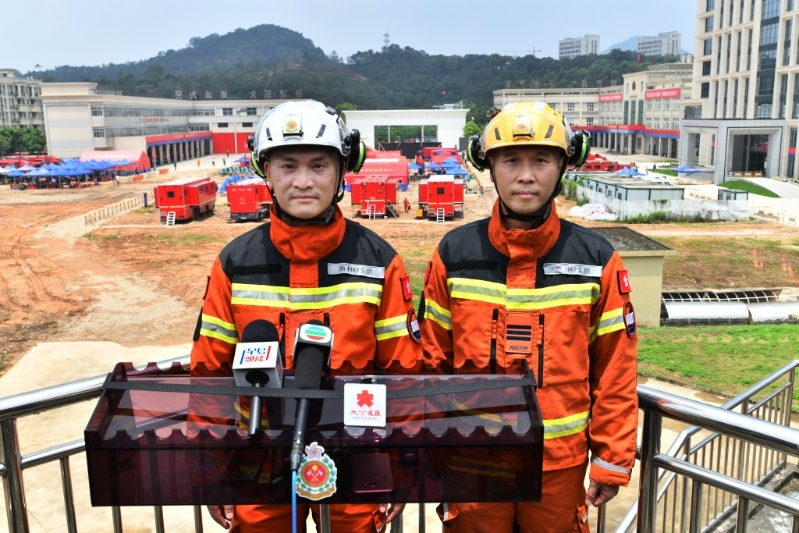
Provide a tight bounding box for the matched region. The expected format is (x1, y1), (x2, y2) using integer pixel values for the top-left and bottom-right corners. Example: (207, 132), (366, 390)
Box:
(240, 320), (279, 343)
(293, 346), (325, 390)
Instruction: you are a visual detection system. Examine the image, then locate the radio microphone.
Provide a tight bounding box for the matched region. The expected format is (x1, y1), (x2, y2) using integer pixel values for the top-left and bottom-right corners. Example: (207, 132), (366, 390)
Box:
(289, 320), (333, 472)
(232, 320), (283, 438)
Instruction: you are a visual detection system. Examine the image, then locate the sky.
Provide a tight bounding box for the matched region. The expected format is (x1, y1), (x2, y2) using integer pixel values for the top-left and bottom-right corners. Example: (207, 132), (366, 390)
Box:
(5, 0), (698, 73)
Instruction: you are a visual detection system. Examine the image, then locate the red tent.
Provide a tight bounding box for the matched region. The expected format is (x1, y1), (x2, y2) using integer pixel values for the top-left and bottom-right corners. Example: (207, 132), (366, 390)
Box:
(80, 150), (151, 172)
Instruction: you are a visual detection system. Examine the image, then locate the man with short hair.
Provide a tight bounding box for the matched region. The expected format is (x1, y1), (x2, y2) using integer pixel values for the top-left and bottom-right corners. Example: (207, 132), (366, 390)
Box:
(420, 101), (638, 532)
(191, 100), (422, 532)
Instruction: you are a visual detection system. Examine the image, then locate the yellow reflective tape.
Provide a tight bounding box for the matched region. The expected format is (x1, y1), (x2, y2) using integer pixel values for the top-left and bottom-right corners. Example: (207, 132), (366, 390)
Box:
(543, 410), (590, 439)
(424, 298), (452, 330)
(449, 277), (506, 305)
(200, 328), (238, 345)
(595, 308), (625, 337)
(375, 328), (409, 341)
(375, 315), (407, 328)
(201, 313), (236, 331)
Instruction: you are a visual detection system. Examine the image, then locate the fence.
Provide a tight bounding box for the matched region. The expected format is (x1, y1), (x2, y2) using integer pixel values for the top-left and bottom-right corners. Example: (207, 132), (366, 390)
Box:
(84, 193), (151, 225)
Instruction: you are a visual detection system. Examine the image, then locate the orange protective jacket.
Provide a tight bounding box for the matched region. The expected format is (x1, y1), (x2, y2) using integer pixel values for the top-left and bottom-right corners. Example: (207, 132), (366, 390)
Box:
(190, 205), (422, 531)
(420, 201), (637, 487)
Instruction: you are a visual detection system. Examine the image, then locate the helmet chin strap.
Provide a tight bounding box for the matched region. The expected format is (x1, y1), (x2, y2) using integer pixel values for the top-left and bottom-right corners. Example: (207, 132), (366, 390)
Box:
(267, 160), (346, 226)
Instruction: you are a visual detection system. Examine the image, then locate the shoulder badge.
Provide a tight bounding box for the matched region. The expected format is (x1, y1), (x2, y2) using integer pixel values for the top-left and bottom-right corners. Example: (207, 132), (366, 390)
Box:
(407, 309), (422, 343)
(624, 302), (636, 338)
(401, 275), (413, 301)
(618, 269), (632, 294)
(296, 442), (337, 501)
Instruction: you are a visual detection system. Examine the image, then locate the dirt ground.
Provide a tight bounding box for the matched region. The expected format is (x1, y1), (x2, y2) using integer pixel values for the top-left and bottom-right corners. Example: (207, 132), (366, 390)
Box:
(1, 170), (798, 376)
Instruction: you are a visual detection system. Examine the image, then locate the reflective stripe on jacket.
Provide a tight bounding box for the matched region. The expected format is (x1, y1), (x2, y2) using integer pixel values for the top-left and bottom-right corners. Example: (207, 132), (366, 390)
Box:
(421, 200), (637, 486)
(191, 205), (422, 426)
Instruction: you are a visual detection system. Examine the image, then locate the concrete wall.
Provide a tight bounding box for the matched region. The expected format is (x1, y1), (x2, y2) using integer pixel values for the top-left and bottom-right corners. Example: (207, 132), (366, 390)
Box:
(42, 103), (94, 158)
(620, 255), (667, 328)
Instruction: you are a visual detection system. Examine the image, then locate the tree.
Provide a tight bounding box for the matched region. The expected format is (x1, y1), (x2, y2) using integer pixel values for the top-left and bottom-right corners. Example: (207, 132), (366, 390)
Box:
(463, 120), (482, 137)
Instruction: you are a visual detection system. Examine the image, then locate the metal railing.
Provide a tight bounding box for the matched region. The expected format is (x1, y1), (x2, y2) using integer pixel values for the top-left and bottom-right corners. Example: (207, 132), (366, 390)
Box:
(617, 361), (799, 532)
(3, 359), (799, 532)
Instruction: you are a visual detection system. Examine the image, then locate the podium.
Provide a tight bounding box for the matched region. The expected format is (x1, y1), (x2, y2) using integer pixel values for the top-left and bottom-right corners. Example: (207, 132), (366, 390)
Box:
(85, 362), (543, 506)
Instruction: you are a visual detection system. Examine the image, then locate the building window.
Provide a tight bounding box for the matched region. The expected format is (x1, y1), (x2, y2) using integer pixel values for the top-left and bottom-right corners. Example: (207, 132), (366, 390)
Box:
(222, 108), (233, 116)
(785, 20), (793, 66)
(733, 78), (739, 118)
(704, 38), (713, 55)
(705, 16), (714, 33)
(780, 74), (788, 118)
(703, 60), (712, 75)
(726, 34), (732, 72)
(218, 122), (229, 128)
(242, 122), (253, 127)
(707, 0), (715, 9)
(747, 29), (753, 70)
(244, 107), (257, 115)
(91, 106), (103, 117)
(586, 117), (594, 125)
(93, 129), (105, 138)
(789, 127), (798, 178)
(567, 103), (575, 112)
(587, 103), (594, 111)
(762, 0), (780, 19)
(736, 31), (742, 71)
(743, 78), (750, 117)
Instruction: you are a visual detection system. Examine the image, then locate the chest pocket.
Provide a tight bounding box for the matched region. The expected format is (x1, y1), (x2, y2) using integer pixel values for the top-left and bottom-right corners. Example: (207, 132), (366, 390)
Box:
(534, 307), (591, 388)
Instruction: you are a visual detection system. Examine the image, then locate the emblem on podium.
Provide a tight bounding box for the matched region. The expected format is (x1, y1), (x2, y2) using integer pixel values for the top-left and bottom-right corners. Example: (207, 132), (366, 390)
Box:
(296, 442), (337, 500)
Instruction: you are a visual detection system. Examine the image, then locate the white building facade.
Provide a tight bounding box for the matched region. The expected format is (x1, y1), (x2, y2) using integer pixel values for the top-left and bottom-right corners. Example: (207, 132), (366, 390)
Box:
(683, 0), (799, 182)
(638, 31), (683, 56)
(559, 35), (601, 59)
(0, 69), (44, 130)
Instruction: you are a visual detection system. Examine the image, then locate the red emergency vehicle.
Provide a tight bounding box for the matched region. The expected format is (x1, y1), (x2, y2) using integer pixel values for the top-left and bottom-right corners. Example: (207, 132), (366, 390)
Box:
(154, 177), (217, 223)
(227, 178), (272, 222)
(350, 175), (400, 218)
(426, 175), (464, 220)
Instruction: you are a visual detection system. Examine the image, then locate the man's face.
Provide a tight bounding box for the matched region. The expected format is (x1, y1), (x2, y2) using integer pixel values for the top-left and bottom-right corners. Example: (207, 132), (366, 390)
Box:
(489, 145), (564, 218)
(263, 146), (342, 219)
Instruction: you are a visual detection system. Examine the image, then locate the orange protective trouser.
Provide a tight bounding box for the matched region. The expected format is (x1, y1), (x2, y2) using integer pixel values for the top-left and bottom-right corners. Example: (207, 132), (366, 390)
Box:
(437, 462), (591, 533)
(231, 503), (381, 532)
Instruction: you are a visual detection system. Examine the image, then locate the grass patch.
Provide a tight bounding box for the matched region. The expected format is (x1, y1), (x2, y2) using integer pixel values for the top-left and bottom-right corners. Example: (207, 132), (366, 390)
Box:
(721, 180), (780, 198)
(149, 234), (219, 245)
(134, 207), (156, 214)
(619, 211), (719, 224)
(638, 324), (799, 407)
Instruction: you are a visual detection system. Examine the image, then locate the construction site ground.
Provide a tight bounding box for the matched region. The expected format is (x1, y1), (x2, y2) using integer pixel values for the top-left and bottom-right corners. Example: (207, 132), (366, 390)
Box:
(1, 153), (799, 532)
(2, 154), (799, 374)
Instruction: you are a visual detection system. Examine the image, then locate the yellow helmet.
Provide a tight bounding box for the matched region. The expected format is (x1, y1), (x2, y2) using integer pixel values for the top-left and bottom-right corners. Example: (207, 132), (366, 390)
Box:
(466, 101), (590, 171)
(485, 101), (570, 155)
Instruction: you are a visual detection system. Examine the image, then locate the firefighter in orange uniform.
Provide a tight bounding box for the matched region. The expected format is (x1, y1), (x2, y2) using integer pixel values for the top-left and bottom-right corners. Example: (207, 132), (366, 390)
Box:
(191, 100), (422, 532)
(420, 102), (638, 532)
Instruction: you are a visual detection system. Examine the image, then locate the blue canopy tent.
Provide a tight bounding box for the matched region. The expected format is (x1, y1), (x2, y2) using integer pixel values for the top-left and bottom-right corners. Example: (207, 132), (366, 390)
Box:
(408, 162), (423, 170)
(615, 167), (645, 177)
(673, 165), (702, 174)
(448, 167), (469, 176)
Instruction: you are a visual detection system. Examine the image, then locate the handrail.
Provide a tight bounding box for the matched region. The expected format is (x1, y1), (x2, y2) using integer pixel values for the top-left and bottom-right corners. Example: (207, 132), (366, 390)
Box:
(637, 385), (799, 455)
(618, 360), (799, 532)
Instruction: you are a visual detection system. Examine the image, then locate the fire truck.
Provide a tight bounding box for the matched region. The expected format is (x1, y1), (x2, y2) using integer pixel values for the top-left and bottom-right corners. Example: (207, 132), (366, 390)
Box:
(349, 175), (400, 218)
(573, 154), (636, 173)
(226, 178), (272, 222)
(153, 177), (217, 223)
(425, 175), (464, 220)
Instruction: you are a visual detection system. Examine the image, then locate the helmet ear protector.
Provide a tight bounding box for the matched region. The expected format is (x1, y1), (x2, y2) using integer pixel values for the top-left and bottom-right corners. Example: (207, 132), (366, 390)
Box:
(344, 128), (367, 174)
(567, 130), (591, 168)
(466, 134), (488, 171)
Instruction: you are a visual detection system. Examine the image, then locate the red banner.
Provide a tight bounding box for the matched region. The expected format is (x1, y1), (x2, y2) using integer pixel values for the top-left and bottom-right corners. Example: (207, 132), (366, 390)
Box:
(644, 88), (681, 100)
(599, 93), (623, 102)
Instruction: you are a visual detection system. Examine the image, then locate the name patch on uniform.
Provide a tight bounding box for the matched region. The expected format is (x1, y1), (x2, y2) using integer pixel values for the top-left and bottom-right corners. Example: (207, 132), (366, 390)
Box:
(543, 263), (603, 277)
(327, 263), (386, 279)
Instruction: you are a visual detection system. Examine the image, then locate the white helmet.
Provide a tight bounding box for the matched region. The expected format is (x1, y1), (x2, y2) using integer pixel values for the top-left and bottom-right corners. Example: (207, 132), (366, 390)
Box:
(249, 100), (364, 177)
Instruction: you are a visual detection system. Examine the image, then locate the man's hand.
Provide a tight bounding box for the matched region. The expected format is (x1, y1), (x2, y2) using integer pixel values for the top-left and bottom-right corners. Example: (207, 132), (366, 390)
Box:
(207, 505), (234, 529)
(585, 481), (619, 507)
(377, 503), (405, 532)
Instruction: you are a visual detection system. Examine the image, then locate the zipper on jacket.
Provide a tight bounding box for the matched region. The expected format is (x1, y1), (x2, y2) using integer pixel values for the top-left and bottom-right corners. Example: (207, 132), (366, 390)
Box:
(489, 308), (499, 374)
(538, 314), (545, 388)
(323, 312), (330, 327)
(279, 312), (287, 367)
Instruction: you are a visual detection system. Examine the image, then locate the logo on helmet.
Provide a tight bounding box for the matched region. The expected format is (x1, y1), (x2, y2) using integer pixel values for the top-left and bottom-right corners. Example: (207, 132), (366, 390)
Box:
(283, 115), (301, 136)
(512, 114), (534, 138)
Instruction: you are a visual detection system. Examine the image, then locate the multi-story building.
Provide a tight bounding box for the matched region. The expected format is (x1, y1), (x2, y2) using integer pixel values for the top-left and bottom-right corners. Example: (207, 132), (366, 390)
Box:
(683, 0), (799, 182)
(494, 62), (693, 158)
(559, 35), (601, 59)
(638, 31), (683, 56)
(0, 69), (44, 130)
(41, 82), (288, 161)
